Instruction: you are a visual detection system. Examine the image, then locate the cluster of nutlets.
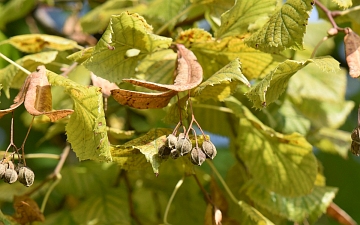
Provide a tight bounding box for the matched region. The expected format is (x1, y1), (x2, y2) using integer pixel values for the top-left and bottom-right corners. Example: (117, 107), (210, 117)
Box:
(0, 160), (35, 187)
(159, 133), (217, 166)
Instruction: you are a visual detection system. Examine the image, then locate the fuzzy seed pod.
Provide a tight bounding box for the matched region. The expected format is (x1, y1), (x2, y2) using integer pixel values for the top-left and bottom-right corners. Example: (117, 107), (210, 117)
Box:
(202, 140), (217, 159)
(3, 169), (18, 184)
(170, 149), (180, 159)
(158, 145), (171, 159)
(0, 164), (6, 179)
(18, 167), (35, 187)
(165, 134), (177, 149)
(190, 147), (206, 166)
(176, 137), (192, 156)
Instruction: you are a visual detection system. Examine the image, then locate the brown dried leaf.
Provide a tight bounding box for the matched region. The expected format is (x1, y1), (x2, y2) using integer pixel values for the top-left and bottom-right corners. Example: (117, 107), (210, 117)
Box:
(24, 65), (73, 121)
(13, 195), (45, 225)
(111, 89), (177, 109)
(91, 73), (119, 97)
(122, 44), (203, 92)
(344, 27), (360, 78)
(0, 76), (30, 119)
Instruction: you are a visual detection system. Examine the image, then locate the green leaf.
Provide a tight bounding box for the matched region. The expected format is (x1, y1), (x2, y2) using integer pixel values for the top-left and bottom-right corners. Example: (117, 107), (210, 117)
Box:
(79, 12), (172, 83)
(238, 201), (274, 225)
(246, 57), (340, 109)
(56, 162), (120, 197)
(145, 0), (191, 31)
(225, 98), (317, 196)
(332, 0), (352, 8)
(0, 210), (16, 225)
(246, 181), (337, 223)
(194, 58), (250, 101)
(177, 29), (285, 79)
(216, 0), (277, 38)
(111, 128), (172, 173)
(307, 128), (351, 158)
(43, 210), (77, 225)
(0, 51), (58, 98)
(0, 0), (36, 29)
(80, 1), (147, 33)
(3, 34), (79, 53)
(71, 189), (131, 225)
(47, 71), (112, 162)
(245, 0), (313, 53)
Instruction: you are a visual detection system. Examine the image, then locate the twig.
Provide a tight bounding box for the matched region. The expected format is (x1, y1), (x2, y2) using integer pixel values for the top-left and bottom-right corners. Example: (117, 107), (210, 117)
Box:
(0, 52), (31, 75)
(163, 176), (184, 225)
(121, 170), (143, 225)
(314, 0), (345, 31)
(19, 116), (35, 166)
(193, 174), (216, 207)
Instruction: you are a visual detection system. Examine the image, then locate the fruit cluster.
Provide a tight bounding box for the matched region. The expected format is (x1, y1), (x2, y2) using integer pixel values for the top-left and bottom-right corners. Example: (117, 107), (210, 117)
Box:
(0, 160), (35, 187)
(159, 133), (217, 166)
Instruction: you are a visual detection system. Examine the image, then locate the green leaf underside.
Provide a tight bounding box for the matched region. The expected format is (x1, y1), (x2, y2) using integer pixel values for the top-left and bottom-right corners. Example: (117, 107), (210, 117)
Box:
(246, 57), (340, 109)
(239, 201), (274, 225)
(245, 0), (313, 53)
(216, 0), (277, 38)
(176, 28), (285, 80)
(194, 58), (250, 101)
(5, 34), (78, 53)
(0, 51), (58, 98)
(225, 98), (317, 197)
(80, 12), (172, 83)
(246, 181), (337, 223)
(47, 71), (111, 162)
(111, 128), (172, 173)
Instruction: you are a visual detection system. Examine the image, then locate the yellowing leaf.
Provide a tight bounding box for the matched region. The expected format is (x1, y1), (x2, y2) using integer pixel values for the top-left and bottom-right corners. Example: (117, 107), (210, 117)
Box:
(246, 181), (337, 223)
(47, 71), (111, 162)
(194, 58), (249, 101)
(177, 29), (285, 80)
(245, 0), (313, 53)
(111, 128), (172, 173)
(246, 57), (340, 109)
(4, 34), (79, 53)
(216, 0), (277, 38)
(0, 51), (58, 98)
(80, 12), (172, 83)
(80, 1), (147, 33)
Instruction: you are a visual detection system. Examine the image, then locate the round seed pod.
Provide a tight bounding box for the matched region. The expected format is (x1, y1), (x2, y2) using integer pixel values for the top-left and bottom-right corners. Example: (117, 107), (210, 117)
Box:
(18, 167), (35, 187)
(170, 149), (180, 159)
(158, 145), (171, 159)
(0, 164), (6, 179)
(165, 134), (177, 149)
(202, 140), (217, 159)
(190, 147), (206, 166)
(3, 169), (18, 184)
(176, 137), (192, 156)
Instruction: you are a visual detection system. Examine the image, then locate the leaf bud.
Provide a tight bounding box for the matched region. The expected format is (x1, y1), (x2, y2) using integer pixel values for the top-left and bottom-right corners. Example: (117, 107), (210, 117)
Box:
(176, 136), (192, 156)
(4, 169), (18, 184)
(165, 134), (177, 149)
(190, 147), (206, 166)
(202, 140), (217, 159)
(327, 28), (338, 36)
(18, 167), (35, 187)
